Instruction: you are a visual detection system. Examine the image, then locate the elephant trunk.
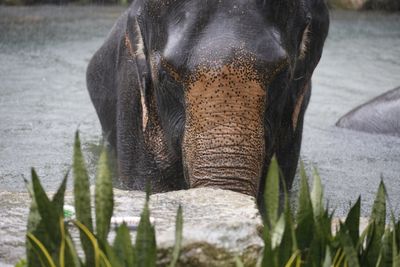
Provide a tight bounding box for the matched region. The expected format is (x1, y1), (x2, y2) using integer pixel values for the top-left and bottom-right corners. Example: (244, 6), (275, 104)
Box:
(182, 63), (266, 197)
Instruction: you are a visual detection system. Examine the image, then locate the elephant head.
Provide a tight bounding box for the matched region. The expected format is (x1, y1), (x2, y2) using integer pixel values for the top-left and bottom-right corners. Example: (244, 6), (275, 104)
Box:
(88, 0), (329, 203)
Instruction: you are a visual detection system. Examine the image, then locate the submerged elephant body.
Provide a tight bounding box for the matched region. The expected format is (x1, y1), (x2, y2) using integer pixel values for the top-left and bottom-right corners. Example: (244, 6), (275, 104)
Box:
(87, 0), (329, 205)
(336, 87), (400, 137)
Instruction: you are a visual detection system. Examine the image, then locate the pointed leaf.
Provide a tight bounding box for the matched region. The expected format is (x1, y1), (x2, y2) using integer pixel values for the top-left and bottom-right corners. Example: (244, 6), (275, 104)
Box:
(113, 223), (135, 267)
(27, 233), (57, 267)
(390, 212), (400, 267)
(73, 220), (100, 267)
(278, 184), (297, 266)
(322, 246), (332, 267)
(135, 193), (156, 267)
(371, 181), (386, 236)
(338, 224), (361, 267)
(311, 168), (323, 219)
(235, 256), (244, 267)
(95, 148), (114, 243)
(31, 169), (61, 245)
(264, 156), (280, 228)
(168, 205), (183, 267)
(261, 225), (276, 267)
(366, 181), (386, 266)
(73, 131), (94, 266)
(345, 197), (361, 247)
(296, 161), (314, 251)
(271, 214), (285, 250)
(52, 170), (69, 213)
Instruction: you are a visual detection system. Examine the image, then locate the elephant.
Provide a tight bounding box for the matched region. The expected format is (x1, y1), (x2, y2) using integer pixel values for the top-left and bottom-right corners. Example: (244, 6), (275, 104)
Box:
(336, 87), (400, 137)
(86, 0), (329, 206)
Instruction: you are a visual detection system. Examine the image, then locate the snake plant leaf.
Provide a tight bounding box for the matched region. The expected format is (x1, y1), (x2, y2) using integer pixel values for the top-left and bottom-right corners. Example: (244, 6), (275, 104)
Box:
(113, 223), (135, 267)
(64, 234), (82, 267)
(311, 167), (323, 220)
(95, 148), (114, 243)
(271, 214), (285, 250)
(235, 256), (245, 267)
(15, 259), (27, 267)
(366, 180), (386, 266)
(135, 193), (156, 267)
(278, 183), (297, 266)
(27, 233), (57, 267)
(52, 170), (69, 213)
(344, 197), (361, 247)
(26, 170), (43, 267)
(394, 214), (400, 267)
(338, 223), (360, 267)
(73, 131), (94, 266)
(264, 156), (280, 229)
(261, 224), (276, 267)
(31, 169), (61, 248)
(371, 181), (386, 236)
(168, 205), (183, 267)
(296, 161), (314, 251)
(393, 215), (400, 267)
(321, 246), (332, 267)
(380, 228), (393, 267)
(100, 242), (122, 267)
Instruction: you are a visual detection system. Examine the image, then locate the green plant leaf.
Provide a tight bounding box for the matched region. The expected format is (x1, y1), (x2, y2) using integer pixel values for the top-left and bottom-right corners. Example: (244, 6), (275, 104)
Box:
(338, 223), (360, 267)
(296, 161), (314, 251)
(264, 156), (280, 229)
(113, 223), (135, 267)
(65, 234), (82, 267)
(393, 220), (400, 267)
(235, 256), (244, 267)
(261, 225), (276, 267)
(379, 228), (393, 267)
(371, 181), (386, 236)
(15, 258), (27, 267)
(27, 233), (57, 267)
(52, 170), (69, 213)
(321, 246), (332, 267)
(135, 192), (156, 267)
(95, 148), (114, 243)
(366, 181), (386, 266)
(278, 182), (297, 266)
(73, 131), (95, 266)
(31, 169), (61, 257)
(102, 242), (123, 267)
(74, 220), (101, 267)
(311, 167), (323, 220)
(284, 250), (300, 267)
(169, 205), (183, 267)
(271, 214), (285, 250)
(344, 197), (361, 247)
(26, 171), (43, 267)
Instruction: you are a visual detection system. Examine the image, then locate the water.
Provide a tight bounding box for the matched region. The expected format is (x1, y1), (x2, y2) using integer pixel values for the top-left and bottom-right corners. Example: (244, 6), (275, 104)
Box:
(0, 6), (399, 265)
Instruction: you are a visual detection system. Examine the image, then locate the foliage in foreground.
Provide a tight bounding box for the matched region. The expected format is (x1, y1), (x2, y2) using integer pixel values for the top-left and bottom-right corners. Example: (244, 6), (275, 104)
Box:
(19, 132), (400, 267)
(22, 132), (182, 267)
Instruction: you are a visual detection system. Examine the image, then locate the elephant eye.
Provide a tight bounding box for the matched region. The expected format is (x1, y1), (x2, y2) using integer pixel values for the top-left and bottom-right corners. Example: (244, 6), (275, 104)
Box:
(299, 18), (312, 59)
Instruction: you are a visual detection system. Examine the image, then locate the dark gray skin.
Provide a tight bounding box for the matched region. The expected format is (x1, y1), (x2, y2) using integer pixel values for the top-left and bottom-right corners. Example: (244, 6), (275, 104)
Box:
(87, 0), (329, 206)
(336, 87), (400, 137)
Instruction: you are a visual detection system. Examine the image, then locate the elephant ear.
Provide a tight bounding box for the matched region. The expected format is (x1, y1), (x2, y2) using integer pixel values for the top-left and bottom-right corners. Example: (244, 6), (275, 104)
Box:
(125, 13), (151, 131)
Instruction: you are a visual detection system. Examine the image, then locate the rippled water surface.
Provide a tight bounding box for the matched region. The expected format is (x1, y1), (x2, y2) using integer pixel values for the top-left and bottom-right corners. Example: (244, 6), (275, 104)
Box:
(0, 6), (399, 265)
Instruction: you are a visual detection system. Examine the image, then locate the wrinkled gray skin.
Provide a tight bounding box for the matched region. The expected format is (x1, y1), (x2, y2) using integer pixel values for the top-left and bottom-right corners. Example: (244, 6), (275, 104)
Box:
(87, 0), (329, 206)
(336, 87), (400, 137)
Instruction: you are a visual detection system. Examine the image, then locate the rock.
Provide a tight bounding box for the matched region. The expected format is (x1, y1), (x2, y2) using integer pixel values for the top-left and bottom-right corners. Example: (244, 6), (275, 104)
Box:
(0, 188), (263, 266)
(114, 188), (264, 267)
